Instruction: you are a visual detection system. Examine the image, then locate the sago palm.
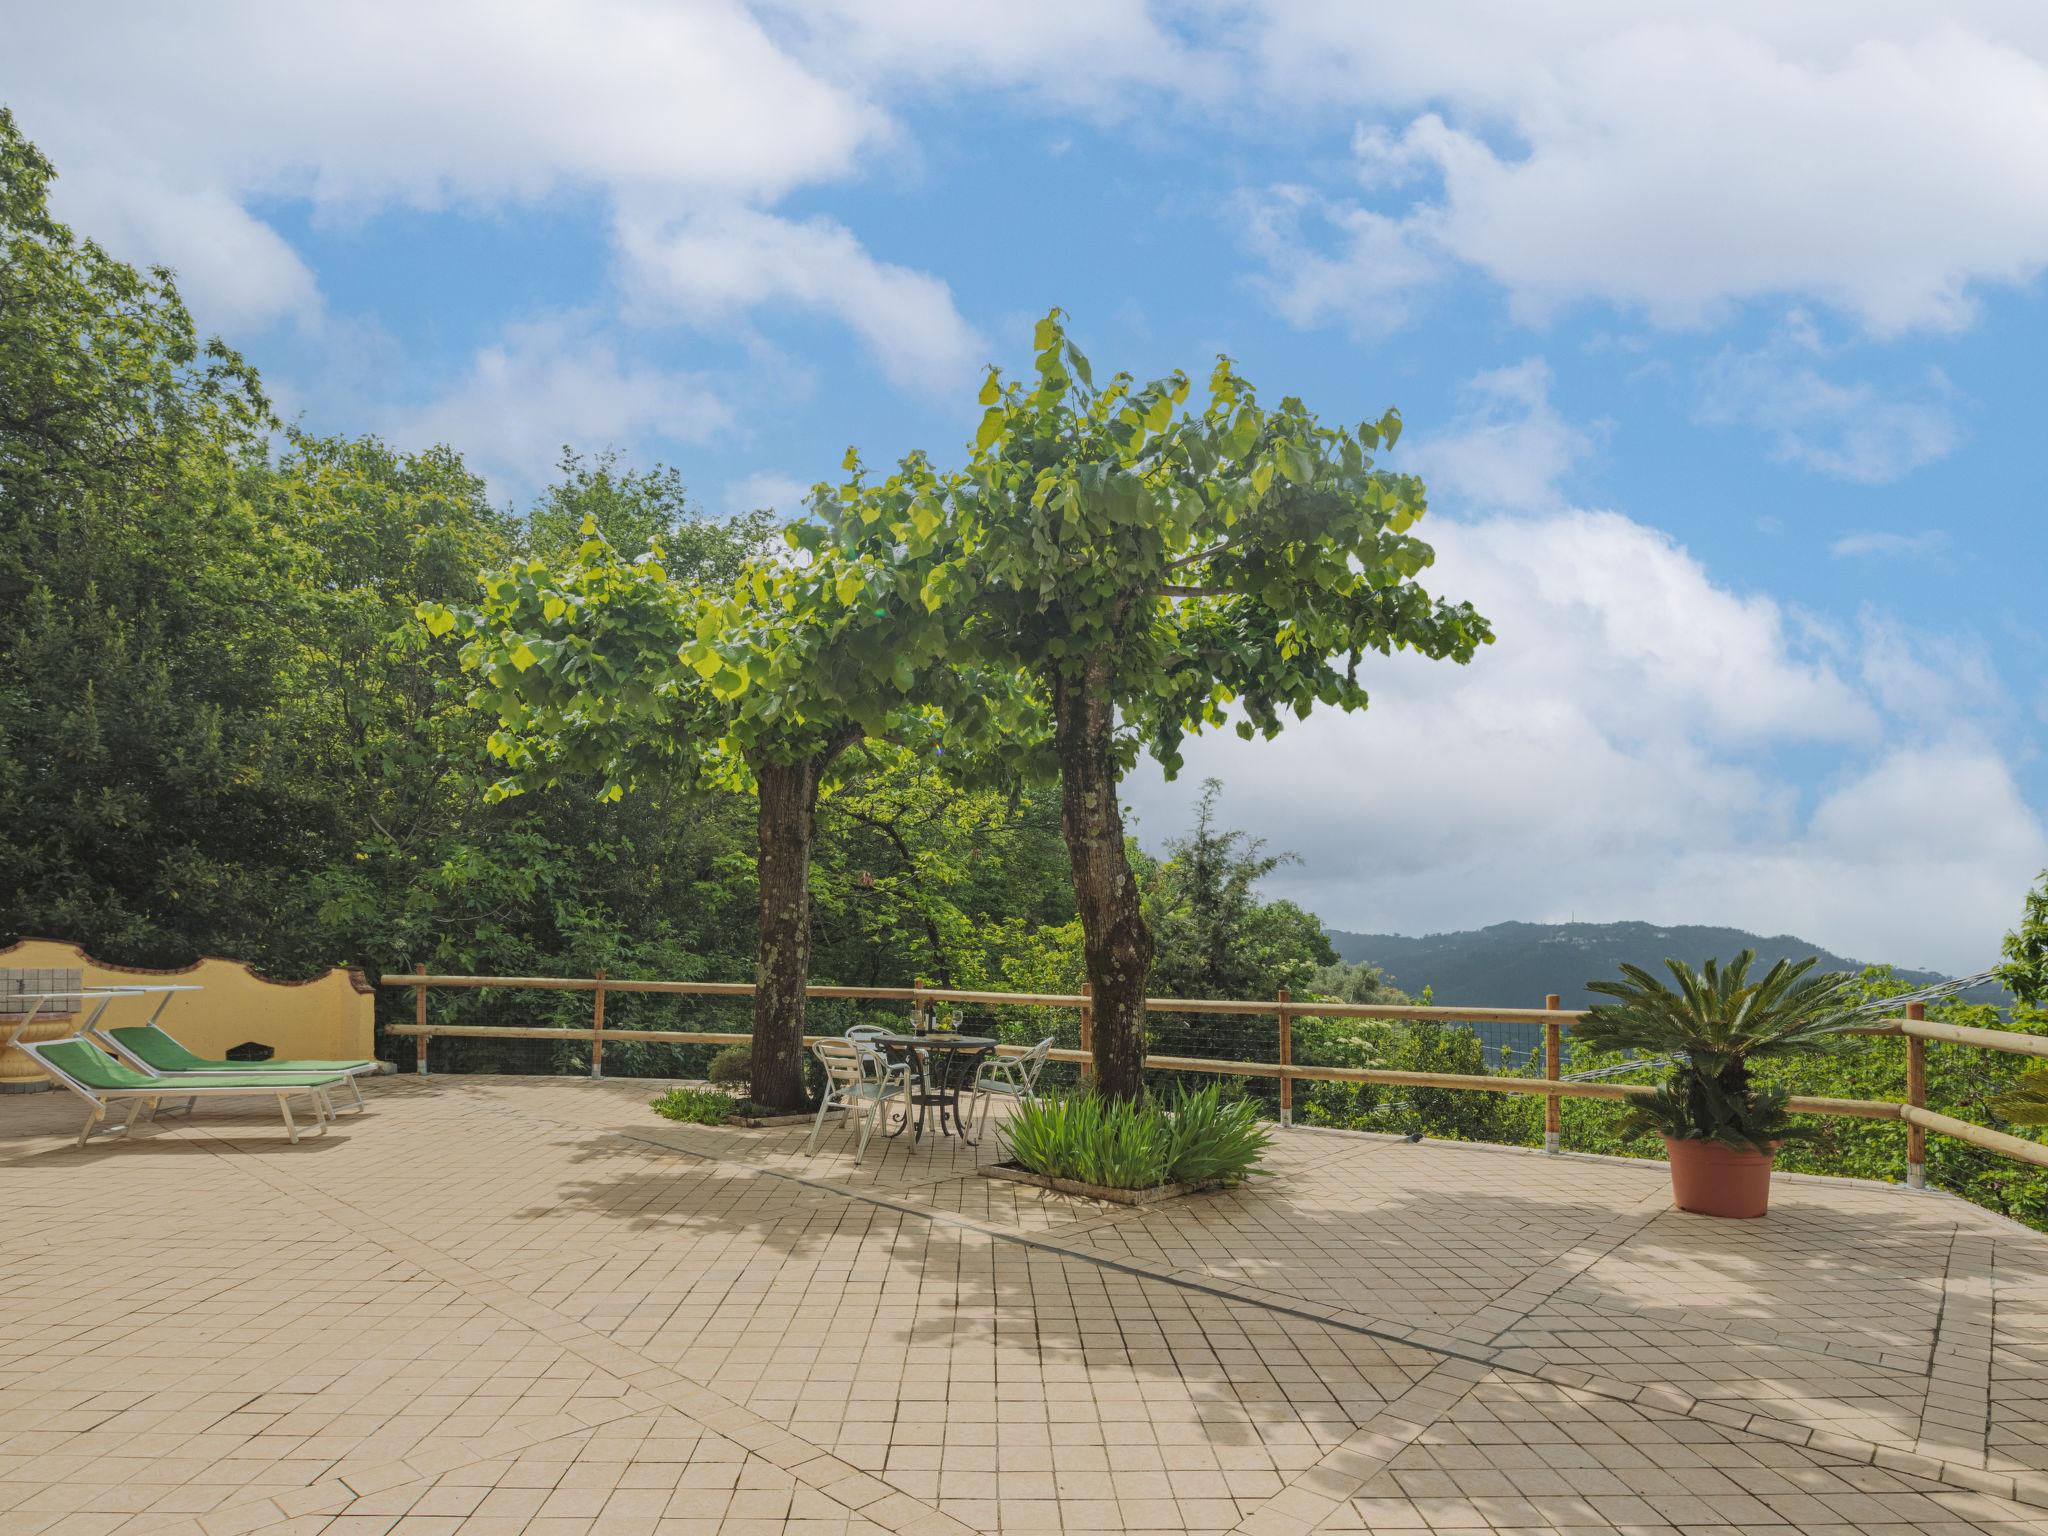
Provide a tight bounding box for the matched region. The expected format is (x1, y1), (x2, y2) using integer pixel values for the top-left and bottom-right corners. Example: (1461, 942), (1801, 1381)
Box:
(1992, 1066), (2048, 1127)
(1578, 950), (1864, 1152)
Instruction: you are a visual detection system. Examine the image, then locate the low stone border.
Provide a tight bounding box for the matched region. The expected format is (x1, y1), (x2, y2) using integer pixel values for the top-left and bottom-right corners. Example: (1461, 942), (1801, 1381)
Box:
(978, 1158), (1223, 1205)
(724, 1110), (816, 1128)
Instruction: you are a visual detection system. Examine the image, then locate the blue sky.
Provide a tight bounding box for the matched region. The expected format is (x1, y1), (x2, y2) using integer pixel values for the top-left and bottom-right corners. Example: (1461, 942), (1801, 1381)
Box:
(10, 3), (2045, 973)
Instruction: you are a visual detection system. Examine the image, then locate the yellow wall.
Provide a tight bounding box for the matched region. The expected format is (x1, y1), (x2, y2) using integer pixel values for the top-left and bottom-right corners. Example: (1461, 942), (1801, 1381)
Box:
(0, 938), (376, 1087)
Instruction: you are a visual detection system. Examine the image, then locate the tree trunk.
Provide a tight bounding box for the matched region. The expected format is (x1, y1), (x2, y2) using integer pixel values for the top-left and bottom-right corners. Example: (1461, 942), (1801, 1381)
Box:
(750, 754), (826, 1110)
(1051, 657), (1154, 1100)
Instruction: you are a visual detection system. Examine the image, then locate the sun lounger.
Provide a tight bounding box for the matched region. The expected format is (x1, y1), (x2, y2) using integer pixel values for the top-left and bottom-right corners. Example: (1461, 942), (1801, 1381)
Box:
(98, 1022), (376, 1112)
(15, 1037), (348, 1147)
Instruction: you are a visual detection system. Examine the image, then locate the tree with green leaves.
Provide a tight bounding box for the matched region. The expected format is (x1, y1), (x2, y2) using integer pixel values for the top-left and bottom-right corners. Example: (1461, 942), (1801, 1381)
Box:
(1141, 778), (1335, 1003)
(945, 311), (1492, 1098)
(1991, 872), (2048, 1130)
(425, 449), (1017, 1107)
(1999, 870), (2048, 1010)
(0, 106), (299, 961)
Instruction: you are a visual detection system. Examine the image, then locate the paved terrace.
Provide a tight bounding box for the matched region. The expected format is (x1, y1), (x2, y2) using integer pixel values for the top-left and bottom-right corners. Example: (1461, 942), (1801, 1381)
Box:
(3, 1077), (2047, 1536)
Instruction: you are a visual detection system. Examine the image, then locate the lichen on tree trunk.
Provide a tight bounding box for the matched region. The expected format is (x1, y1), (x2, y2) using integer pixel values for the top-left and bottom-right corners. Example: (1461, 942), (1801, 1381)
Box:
(1052, 656), (1153, 1101)
(749, 753), (825, 1111)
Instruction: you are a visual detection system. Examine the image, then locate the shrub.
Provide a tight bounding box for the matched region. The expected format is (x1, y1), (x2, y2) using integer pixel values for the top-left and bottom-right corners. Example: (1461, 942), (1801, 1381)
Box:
(706, 1044), (751, 1088)
(650, 1086), (735, 1125)
(1001, 1085), (1270, 1190)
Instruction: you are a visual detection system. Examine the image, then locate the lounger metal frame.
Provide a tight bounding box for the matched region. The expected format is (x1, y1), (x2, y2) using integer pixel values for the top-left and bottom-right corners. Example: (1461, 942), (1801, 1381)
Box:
(11, 1034), (343, 1148)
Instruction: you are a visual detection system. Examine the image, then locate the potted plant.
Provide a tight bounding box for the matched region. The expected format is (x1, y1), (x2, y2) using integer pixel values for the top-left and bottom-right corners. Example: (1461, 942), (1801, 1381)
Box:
(1577, 950), (1861, 1218)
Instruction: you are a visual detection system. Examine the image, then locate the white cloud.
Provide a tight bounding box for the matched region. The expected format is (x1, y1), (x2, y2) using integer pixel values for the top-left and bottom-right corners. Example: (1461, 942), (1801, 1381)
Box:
(1238, 186), (1444, 337)
(3, 0), (917, 367)
(764, 0), (1221, 107)
(724, 472), (813, 519)
(1237, 8), (2048, 336)
(47, 170), (321, 332)
(1695, 323), (1962, 484)
(1854, 609), (2007, 723)
(618, 208), (982, 393)
(1402, 359), (1593, 512)
(1125, 507), (2039, 974)
(1831, 530), (1950, 559)
(404, 317), (731, 500)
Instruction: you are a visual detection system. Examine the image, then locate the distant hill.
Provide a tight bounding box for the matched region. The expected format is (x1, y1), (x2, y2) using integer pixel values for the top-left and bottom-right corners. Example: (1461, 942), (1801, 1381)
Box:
(1323, 920), (2007, 1011)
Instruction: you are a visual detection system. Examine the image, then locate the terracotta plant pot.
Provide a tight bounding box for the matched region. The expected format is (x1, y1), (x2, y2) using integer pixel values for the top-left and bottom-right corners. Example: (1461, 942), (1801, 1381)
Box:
(1662, 1135), (1775, 1218)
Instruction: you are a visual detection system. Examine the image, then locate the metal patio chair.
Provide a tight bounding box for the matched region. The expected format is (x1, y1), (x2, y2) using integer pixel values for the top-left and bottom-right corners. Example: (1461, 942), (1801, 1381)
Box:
(971, 1034), (1056, 1138)
(805, 1037), (904, 1164)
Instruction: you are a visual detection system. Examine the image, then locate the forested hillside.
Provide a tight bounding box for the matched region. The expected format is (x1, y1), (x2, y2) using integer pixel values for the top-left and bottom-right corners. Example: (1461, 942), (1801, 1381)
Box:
(1326, 921), (2005, 1009)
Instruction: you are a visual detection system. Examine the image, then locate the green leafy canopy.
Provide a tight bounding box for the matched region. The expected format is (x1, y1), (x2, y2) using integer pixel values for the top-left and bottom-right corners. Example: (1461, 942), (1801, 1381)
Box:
(421, 444), (1042, 800)
(953, 308), (1494, 774)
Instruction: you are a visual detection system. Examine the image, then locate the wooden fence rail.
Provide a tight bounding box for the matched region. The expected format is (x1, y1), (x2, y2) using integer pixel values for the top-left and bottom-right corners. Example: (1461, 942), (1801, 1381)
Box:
(377, 973), (2048, 1178)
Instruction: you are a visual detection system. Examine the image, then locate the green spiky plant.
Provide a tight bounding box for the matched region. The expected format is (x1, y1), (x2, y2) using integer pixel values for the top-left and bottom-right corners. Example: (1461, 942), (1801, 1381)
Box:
(1577, 950), (1865, 1154)
(1000, 1085), (1271, 1190)
(1992, 1068), (2048, 1127)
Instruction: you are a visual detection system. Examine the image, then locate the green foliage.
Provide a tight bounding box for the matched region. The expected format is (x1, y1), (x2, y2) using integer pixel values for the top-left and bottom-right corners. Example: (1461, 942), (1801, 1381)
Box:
(1307, 960), (1408, 1005)
(1992, 1066), (2048, 1127)
(1160, 1084), (1275, 1185)
(1142, 780), (1336, 1000)
(815, 746), (1076, 992)
(1005, 1092), (1171, 1188)
(1577, 950), (1862, 1153)
(1619, 1076), (1801, 1153)
(953, 309), (1494, 776)
(649, 1086), (736, 1125)
(0, 107), (297, 961)
(1001, 1085), (1270, 1189)
(2000, 871), (2048, 1010)
(1577, 949), (1866, 1069)
(1297, 1018), (1544, 1145)
(706, 1044), (751, 1087)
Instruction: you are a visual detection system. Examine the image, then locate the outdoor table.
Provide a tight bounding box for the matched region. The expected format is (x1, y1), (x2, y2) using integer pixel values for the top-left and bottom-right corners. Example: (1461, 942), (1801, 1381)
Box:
(864, 1032), (995, 1144)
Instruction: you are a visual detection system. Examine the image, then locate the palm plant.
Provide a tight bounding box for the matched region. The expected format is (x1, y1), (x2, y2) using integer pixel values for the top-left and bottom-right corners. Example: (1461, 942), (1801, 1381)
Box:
(1578, 950), (1864, 1153)
(1992, 1066), (2048, 1127)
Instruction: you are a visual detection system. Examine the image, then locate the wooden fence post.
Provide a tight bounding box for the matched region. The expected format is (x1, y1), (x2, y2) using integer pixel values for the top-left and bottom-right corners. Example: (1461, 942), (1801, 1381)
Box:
(414, 963), (429, 1076)
(590, 967), (606, 1080)
(1277, 986), (1293, 1126)
(1544, 992), (1562, 1154)
(1906, 1000), (1927, 1189)
(1079, 981), (1093, 1083)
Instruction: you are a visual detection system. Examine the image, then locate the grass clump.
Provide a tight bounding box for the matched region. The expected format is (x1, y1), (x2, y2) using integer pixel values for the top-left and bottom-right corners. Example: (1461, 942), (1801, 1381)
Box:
(1002, 1084), (1270, 1190)
(650, 1086), (737, 1125)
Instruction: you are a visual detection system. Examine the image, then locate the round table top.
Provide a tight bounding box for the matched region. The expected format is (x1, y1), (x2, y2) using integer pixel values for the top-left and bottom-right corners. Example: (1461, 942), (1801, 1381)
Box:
(863, 1032), (997, 1049)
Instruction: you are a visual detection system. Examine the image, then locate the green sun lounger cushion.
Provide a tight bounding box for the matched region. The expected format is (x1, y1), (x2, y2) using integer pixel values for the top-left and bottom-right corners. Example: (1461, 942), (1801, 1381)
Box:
(38, 1040), (345, 1092)
(109, 1026), (371, 1075)
(40, 1040), (156, 1091)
